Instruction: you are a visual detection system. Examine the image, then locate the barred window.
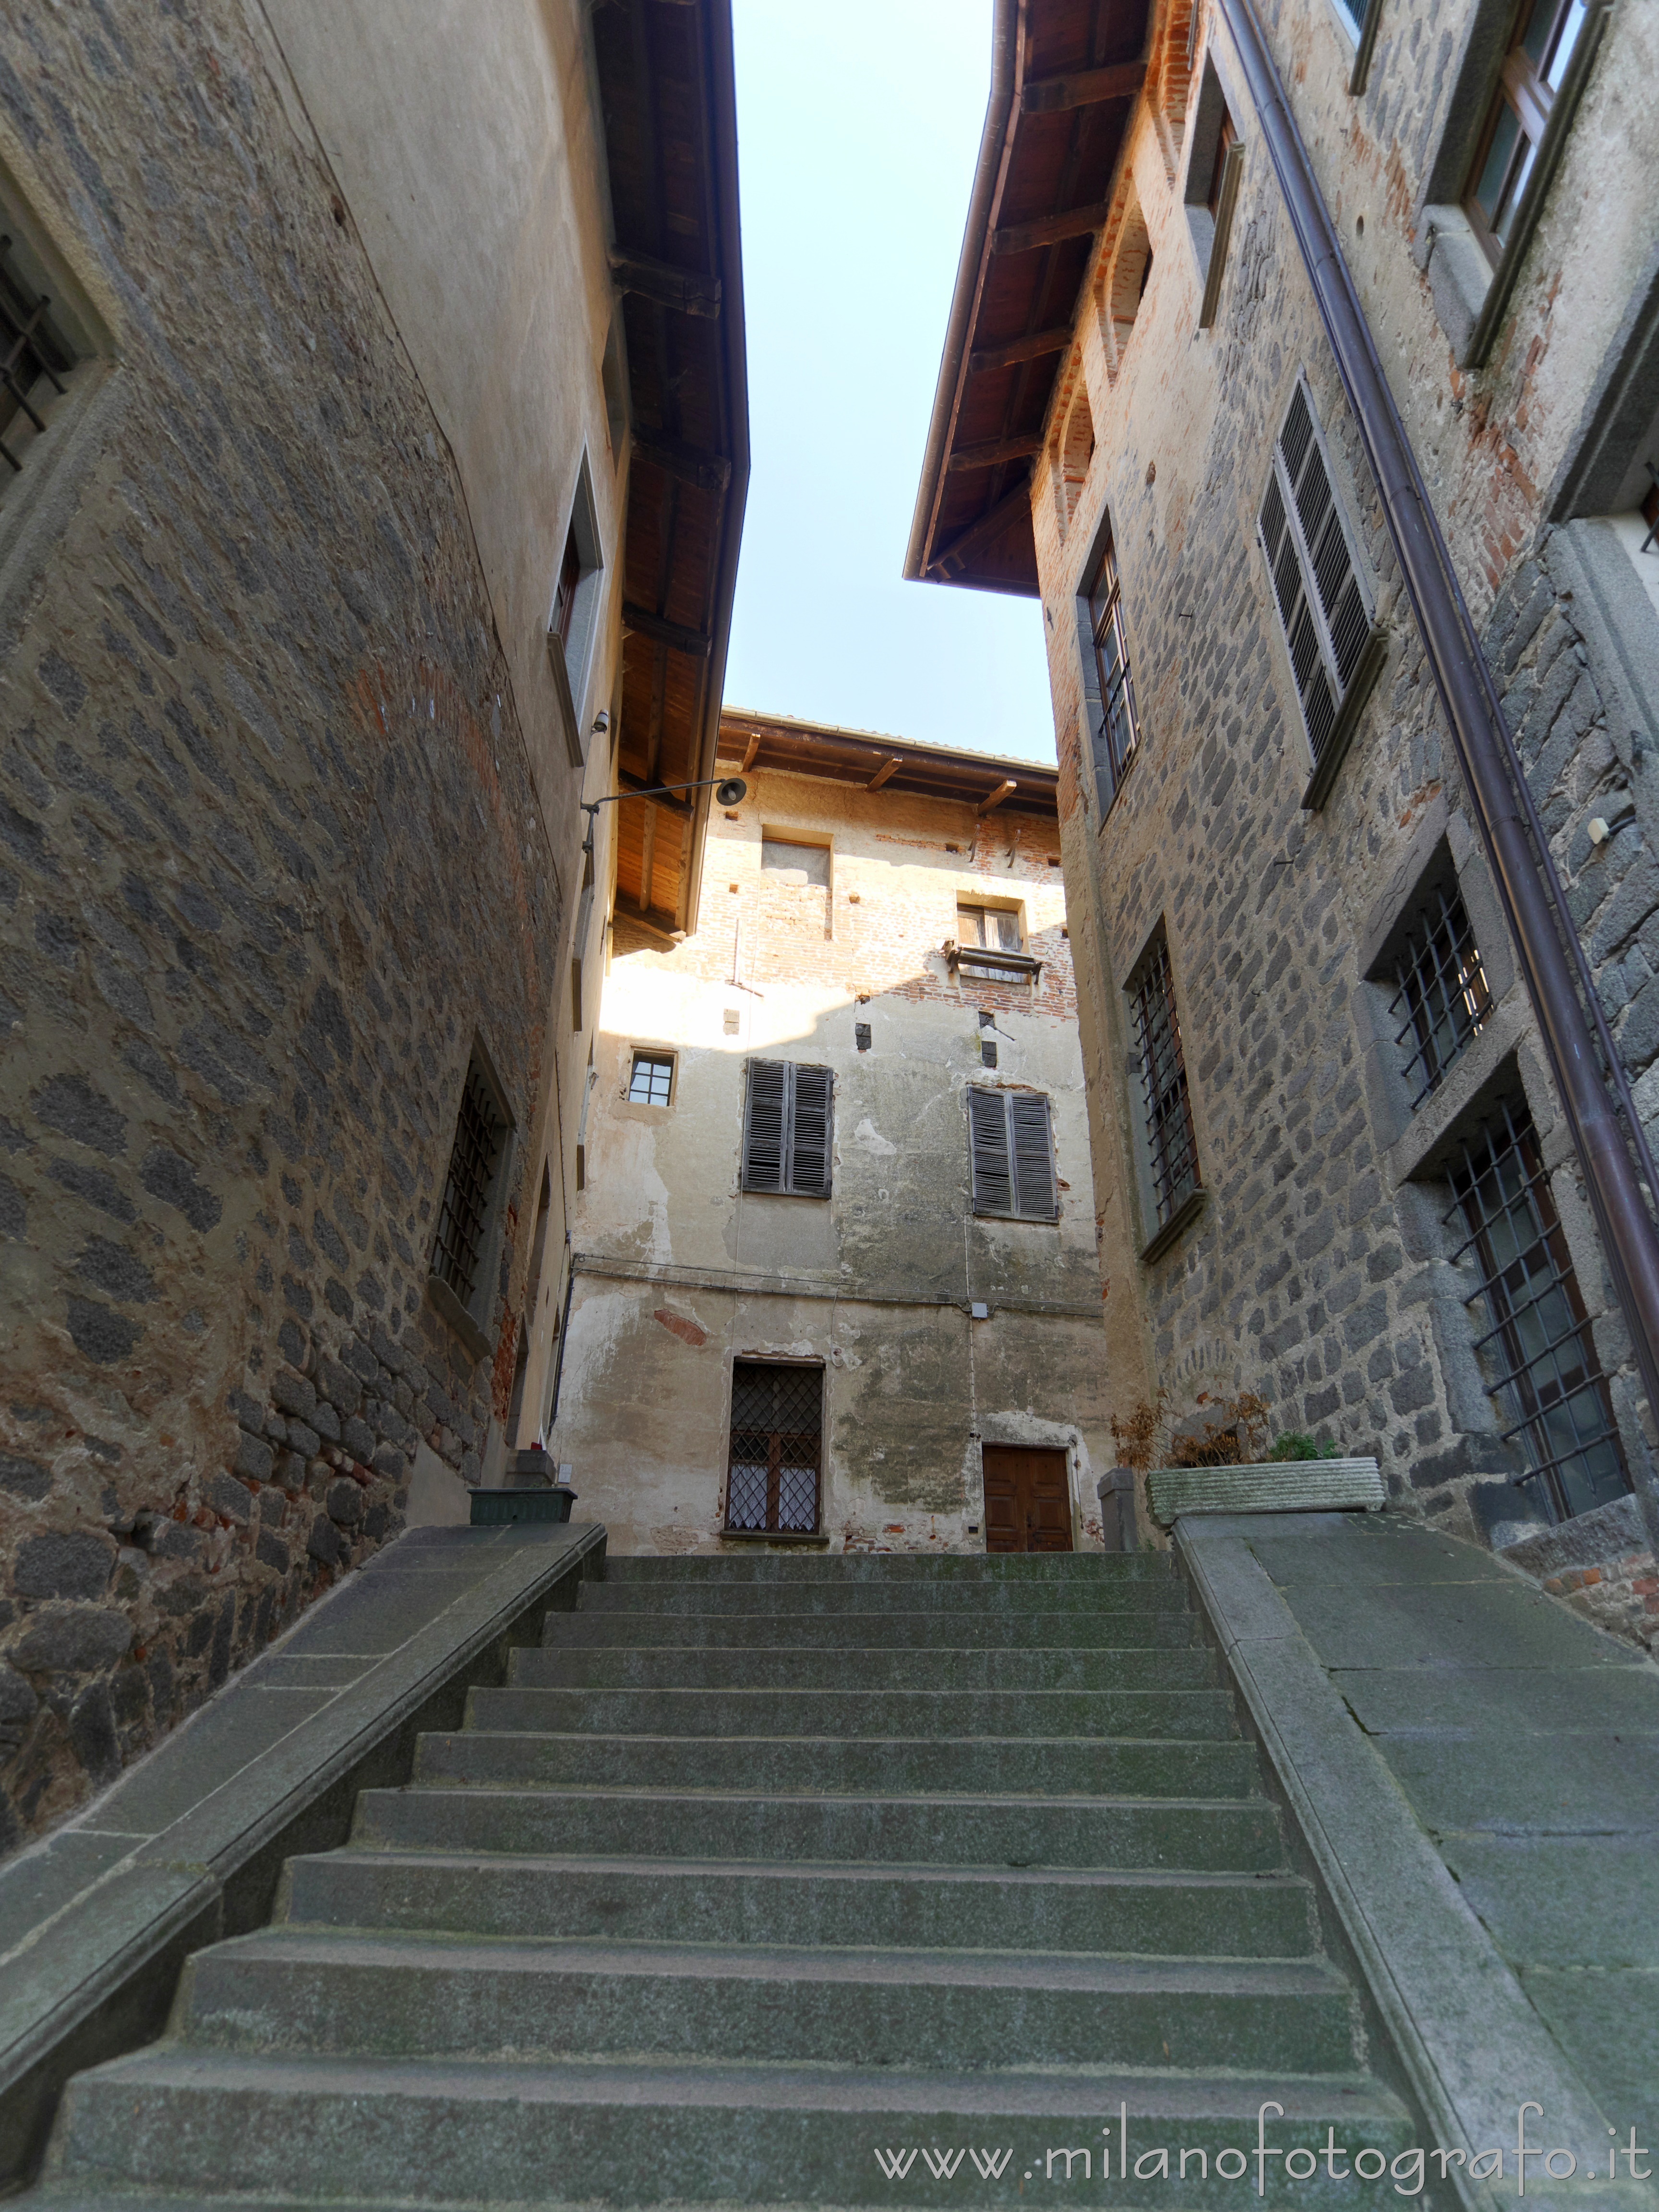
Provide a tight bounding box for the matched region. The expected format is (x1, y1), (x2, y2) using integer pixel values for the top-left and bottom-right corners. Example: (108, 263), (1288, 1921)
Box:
(1131, 939), (1200, 1228)
(1258, 382), (1374, 768)
(433, 1057), (507, 1310)
(0, 228), (77, 493)
(1390, 883), (1492, 1106)
(628, 1051), (674, 1106)
(1446, 1098), (1630, 1524)
(968, 1087), (1058, 1221)
(741, 1060), (833, 1197)
(1087, 530), (1141, 804)
(725, 1361), (822, 1534)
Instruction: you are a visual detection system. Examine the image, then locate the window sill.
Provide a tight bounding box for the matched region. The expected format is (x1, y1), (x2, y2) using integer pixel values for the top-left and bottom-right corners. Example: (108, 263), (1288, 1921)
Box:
(1415, 206), (1491, 365)
(425, 1271), (495, 1366)
(1301, 625), (1389, 811)
(973, 1208), (1061, 1226)
(548, 632), (586, 769)
(720, 1528), (829, 1546)
(1140, 1185), (1206, 1266)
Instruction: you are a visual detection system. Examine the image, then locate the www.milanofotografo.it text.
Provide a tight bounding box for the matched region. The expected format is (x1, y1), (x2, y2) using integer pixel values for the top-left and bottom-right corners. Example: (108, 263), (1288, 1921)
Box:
(870, 2106), (1652, 2195)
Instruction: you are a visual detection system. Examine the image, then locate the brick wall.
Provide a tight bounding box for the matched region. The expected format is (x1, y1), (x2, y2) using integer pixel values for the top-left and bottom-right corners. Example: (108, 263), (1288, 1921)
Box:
(0, 1), (568, 1852)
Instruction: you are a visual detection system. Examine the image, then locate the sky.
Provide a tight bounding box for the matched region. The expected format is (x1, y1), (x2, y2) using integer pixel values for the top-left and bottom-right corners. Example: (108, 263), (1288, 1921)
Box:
(721, 1), (1057, 765)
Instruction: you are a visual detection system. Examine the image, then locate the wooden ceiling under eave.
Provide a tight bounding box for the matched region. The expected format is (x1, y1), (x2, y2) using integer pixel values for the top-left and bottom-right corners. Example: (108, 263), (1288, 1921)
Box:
(591, 0), (749, 942)
(905, 0), (1149, 598)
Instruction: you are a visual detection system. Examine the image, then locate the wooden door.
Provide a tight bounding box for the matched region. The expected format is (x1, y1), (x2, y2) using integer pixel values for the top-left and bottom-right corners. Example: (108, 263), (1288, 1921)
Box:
(981, 1446), (1073, 1552)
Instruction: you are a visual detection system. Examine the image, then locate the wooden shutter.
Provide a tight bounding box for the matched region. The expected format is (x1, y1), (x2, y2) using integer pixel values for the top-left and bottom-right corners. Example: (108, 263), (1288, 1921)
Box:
(787, 1064), (833, 1198)
(743, 1060), (831, 1197)
(742, 1060), (787, 1191)
(968, 1087), (1013, 1214)
(1009, 1094), (1058, 1219)
(1258, 384), (1370, 762)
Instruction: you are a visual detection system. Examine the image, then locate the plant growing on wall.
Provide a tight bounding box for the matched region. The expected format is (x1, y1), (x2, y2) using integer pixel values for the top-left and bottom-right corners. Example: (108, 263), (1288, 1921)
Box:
(1111, 1388), (1331, 1469)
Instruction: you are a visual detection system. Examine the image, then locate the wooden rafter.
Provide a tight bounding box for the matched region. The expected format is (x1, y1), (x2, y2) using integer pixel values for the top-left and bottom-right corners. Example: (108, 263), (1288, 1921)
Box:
(866, 756), (903, 791)
(969, 325), (1074, 373)
(623, 601), (712, 658)
(1021, 60), (1146, 114)
(608, 248), (722, 317)
(990, 201), (1111, 254)
(948, 433), (1044, 472)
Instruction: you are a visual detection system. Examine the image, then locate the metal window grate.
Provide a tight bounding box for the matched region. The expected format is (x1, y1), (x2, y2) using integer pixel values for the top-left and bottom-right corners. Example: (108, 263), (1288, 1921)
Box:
(1131, 940), (1200, 1227)
(1444, 1097), (1631, 1524)
(433, 1061), (504, 1306)
(628, 1051), (674, 1106)
(0, 233), (72, 477)
(724, 1361), (822, 1534)
(1389, 883), (1492, 1106)
(1089, 534), (1141, 804)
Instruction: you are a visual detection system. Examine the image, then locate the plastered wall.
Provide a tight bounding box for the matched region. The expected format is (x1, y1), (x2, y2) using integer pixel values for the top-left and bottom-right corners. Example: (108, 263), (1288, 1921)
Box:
(548, 766), (1115, 1551)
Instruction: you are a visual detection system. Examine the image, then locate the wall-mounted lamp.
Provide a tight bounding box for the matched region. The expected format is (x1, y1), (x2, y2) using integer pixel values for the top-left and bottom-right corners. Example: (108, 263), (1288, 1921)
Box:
(580, 774), (747, 856)
(592, 710), (611, 736)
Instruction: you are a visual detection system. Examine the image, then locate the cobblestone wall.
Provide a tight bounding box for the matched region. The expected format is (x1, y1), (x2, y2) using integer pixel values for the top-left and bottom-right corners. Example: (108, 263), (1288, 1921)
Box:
(1035, 53), (1659, 1571)
(0, 1), (565, 1851)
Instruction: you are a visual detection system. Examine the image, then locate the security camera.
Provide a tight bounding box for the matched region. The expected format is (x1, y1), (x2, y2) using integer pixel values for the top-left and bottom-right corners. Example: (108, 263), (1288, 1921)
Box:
(592, 709), (611, 735)
(714, 777), (747, 807)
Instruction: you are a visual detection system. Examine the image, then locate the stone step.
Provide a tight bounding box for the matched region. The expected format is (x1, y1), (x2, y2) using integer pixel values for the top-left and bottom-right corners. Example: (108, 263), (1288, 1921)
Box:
(575, 1581), (1190, 1615)
(509, 1643), (1219, 1691)
(466, 1686), (1236, 1740)
(177, 1931), (1361, 2073)
(281, 1849), (1323, 1957)
(46, 2048), (1418, 2207)
(410, 1730), (1262, 1799)
(599, 1553), (1177, 1582)
(351, 1785), (1287, 1871)
(542, 1609), (1202, 1650)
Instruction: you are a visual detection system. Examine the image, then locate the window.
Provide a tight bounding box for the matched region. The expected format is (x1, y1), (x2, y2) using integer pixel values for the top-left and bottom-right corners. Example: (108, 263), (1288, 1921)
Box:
(741, 1060), (833, 1197)
(628, 1050), (674, 1106)
(1258, 380), (1379, 794)
(1389, 884), (1492, 1106)
(760, 836), (830, 885)
(955, 906), (1032, 985)
(0, 230), (76, 490)
(432, 1053), (510, 1316)
(1446, 1097), (1629, 1524)
(1087, 531), (1141, 802)
(1183, 61), (1244, 329)
(547, 456), (603, 767)
(1205, 114), (1238, 216)
(1463, 0), (1589, 267)
(968, 1088), (1058, 1221)
(1130, 939), (1200, 1229)
(725, 1361), (822, 1533)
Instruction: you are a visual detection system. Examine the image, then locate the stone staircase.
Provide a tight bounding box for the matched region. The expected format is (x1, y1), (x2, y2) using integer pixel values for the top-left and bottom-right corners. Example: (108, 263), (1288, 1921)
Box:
(31, 1551), (1417, 2206)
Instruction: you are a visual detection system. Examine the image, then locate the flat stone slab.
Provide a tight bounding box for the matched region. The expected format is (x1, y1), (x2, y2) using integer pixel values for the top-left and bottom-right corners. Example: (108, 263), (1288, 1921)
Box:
(0, 1520), (603, 2192)
(1180, 1511), (1659, 2207)
(1146, 1457), (1382, 1527)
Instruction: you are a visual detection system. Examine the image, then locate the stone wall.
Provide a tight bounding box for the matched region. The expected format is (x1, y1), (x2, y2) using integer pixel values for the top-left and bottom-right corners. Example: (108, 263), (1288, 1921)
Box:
(1028, 0), (1659, 1578)
(0, 0), (575, 1851)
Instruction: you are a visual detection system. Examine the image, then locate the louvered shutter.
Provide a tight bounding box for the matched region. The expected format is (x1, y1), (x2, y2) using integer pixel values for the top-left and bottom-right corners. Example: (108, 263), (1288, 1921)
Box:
(1258, 384), (1370, 763)
(968, 1087), (1014, 1214)
(1009, 1094), (1058, 1220)
(742, 1060), (787, 1191)
(787, 1064), (833, 1198)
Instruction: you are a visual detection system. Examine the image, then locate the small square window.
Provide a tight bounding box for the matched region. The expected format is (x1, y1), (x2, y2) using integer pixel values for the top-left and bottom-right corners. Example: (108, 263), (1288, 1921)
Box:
(628, 1051), (674, 1106)
(854, 1022), (872, 1052)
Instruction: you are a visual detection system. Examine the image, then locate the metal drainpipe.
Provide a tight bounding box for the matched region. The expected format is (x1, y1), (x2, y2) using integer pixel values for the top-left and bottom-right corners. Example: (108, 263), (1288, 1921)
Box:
(1216, 0), (1659, 1516)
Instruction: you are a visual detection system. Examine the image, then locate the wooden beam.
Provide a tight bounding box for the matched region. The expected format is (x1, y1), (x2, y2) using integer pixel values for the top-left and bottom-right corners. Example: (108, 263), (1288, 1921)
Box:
(1020, 60), (1146, 115)
(607, 248), (721, 318)
(611, 894), (678, 949)
(866, 756), (903, 792)
(622, 601), (712, 658)
(740, 732), (761, 772)
(619, 770), (694, 817)
(969, 324), (1074, 374)
(991, 202), (1111, 255)
(931, 477), (1034, 578)
(947, 433), (1044, 473)
(976, 779), (1018, 816)
(632, 431), (732, 495)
